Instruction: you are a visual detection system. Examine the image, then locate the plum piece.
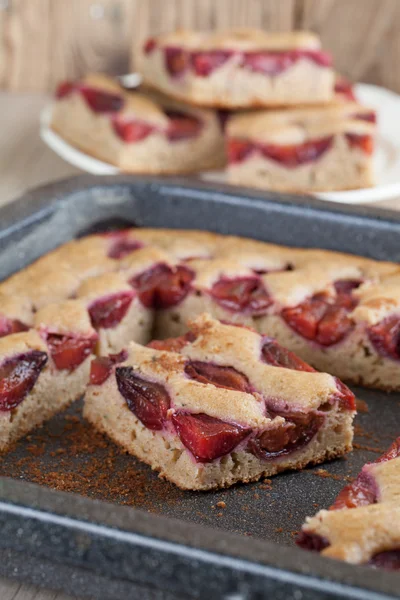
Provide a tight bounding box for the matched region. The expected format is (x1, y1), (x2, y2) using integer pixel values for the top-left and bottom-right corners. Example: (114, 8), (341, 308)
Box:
(46, 334), (97, 371)
(261, 338), (315, 372)
(369, 550), (400, 571)
(0, 316), (29, 338)
(184, 361), (252, 392)
(334, 76), (356, 101)
(330, 472), (377, 510)
(227, 139), (254, 163)
(242, 49), (332, 75)
(113, 118), (155, 142)
(191, 50), (232, 77)
(172, 412), (251, 462)
(80, 86), (124, 113)
(332, 378), (356, 411)
(116, 367), (170, 430)
(107, 233), (142, 259)
(345, 133), (374, 155)
(89, 291), (134, 330)
(259, 136), (334, 168)
(147, 332), (196, 352)
(0, 351), (48, 411)
(165, 110), (202, 141)
(56, 81), (76, 99)
(144, 38), (157, 54)
(90, 350), (128, 386)
(249, 412), (323, 460)
(296, 532), (330, 552)
(131, 263), (194, 309)
(368, 314), (400, 360)
(282, 281), (359, 346)
(164, 47), (189, 77)
(210, 276), (272, 315)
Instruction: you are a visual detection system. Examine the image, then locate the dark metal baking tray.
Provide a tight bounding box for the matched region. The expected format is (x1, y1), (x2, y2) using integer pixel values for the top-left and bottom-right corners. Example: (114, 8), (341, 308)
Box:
(0, 174), (400, 600)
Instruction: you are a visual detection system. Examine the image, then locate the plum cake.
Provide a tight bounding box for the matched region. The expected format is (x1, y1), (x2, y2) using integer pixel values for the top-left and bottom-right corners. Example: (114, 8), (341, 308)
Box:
(1, 228), (399, 449)
(297, 438), (400, 570)
(227, 103), (376, 192)
(141, 29), (334, 108)
(51, 73), (225, 173)
(84, 314), (355, 490)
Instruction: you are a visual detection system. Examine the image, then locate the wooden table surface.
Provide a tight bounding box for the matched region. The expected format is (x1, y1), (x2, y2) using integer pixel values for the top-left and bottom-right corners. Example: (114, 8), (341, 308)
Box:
(1, 91), (400, 600)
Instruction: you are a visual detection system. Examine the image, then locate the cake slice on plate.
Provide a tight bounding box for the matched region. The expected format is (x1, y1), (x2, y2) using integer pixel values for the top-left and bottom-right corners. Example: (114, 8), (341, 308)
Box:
(226, 102), (376, 192)
(297, 438), (400, 570)
(51, 73), (225, 173)
(141, 29), (334, 108)
(84, 314), (355, 490)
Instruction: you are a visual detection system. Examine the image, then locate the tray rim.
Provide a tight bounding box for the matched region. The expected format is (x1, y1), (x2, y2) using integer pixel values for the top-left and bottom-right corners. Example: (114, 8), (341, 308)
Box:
(0, 174), (400, 599)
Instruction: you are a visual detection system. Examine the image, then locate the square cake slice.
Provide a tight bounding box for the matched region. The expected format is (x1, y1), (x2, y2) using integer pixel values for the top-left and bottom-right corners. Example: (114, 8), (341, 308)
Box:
(297, 438), (400, 570)
(226, 103), (376, 192)
(141, 29), (334, 108)
(51, 73), (225, 174)
(84, 314), (355, 490)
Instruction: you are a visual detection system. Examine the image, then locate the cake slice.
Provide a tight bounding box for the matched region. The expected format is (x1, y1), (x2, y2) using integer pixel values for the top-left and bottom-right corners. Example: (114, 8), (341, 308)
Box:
(0, 311), (96, 451)
(141, 29), (334, 108)
(51, 73), (225, 173)
(84, 314), (355, 490)
(226, 102), (376, 192)
(257, 265), (400, 390)
(297, 438), (400, 570)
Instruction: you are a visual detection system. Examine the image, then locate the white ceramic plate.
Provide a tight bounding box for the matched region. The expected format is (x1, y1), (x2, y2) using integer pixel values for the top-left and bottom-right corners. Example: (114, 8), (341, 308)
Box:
(40, 82), (400, 204)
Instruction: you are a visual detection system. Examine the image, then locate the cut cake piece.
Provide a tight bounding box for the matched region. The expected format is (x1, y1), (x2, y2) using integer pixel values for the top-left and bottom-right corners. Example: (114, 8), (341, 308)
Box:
(297, 438), (400, 570)
(84, 314), (355, 490)
(51, 73), (225, 174)
(141, 29), (334, 108)
(226, 102), (376, 192)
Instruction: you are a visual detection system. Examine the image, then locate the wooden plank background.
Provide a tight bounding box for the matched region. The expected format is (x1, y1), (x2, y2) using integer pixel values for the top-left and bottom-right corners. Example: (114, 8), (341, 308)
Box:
(0, 0), (399, 92)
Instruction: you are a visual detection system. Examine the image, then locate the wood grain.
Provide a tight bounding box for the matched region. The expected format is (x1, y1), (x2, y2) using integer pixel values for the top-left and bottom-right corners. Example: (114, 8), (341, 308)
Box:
(1, 0), (400, 92)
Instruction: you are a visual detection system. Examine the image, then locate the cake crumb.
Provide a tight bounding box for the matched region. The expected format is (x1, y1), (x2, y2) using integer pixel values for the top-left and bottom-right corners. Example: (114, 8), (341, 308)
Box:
(216, 501), (226, 509)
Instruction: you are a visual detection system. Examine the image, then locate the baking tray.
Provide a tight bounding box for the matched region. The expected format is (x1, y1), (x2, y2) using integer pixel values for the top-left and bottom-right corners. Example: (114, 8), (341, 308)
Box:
(0, 174), (400, 600)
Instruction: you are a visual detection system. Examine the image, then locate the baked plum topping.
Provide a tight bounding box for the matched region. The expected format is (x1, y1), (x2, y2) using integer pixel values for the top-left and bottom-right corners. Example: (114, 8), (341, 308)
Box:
(0, 316), (30, 338)
(164, 47), (189, 77)
(368, 315), (400, 360)
(260, 136), (334, 167)
(165, 110), (202, 141)
(107, 234), (142, 259)
(210, 276), (272, 315)
(0, 351), (48, 411)
(376, 437), (400, 462)
(89, 292), (134, 330)
(330, 437), (399, 509)
(332, 378), (356, 411)
(131, 263), (194, 309)
(282, 280), (360, 346)
(353, 112), (377, 124)
(116, 367), (170, 430)
(261, 338), (315, 372)
(345, 133), (374, 155)
(242, 49), (331, 75)
(369, 550), (400, 571)
(172, 412), (251, 462)
(144, 38), (157, 54)
(46, 334), (97, 371)
(296, 532), (330, 552)
(80, 86), (124, 113)
(330, 472), (377, 510)
(184, 361), (252, 393)
(147, 332), (196, 352)
(334, 76), (356, 101)
(228, 136), (333, 167)
(191, 50), (232, 77)
(113, 117), (155, 142)
(56, 81), (76, 99)
(249, 412), (323, 460)
(90, 350), (128, 386)
(227, 139), (254, 163)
